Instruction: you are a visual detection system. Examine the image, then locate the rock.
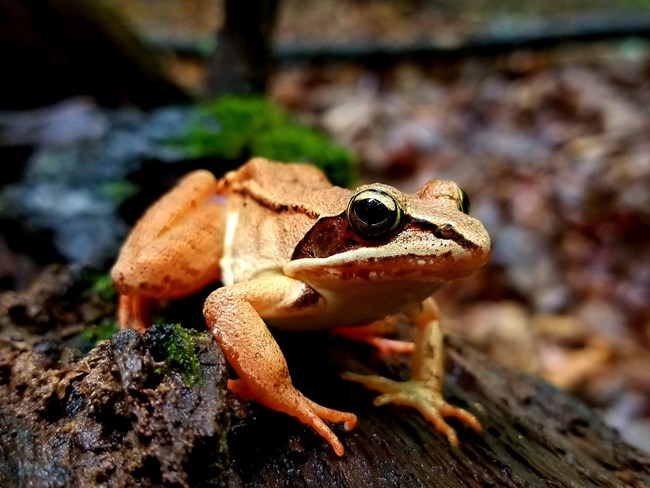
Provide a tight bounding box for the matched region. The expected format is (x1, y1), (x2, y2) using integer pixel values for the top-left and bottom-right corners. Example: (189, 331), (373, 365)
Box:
(0, 100), (194, 264)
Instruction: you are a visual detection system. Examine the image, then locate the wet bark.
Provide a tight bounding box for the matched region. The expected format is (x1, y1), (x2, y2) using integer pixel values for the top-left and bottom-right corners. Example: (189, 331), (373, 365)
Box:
(227, 330), (650, 487)
(0, 325), (234, 488)
(0, 288), (648, 487)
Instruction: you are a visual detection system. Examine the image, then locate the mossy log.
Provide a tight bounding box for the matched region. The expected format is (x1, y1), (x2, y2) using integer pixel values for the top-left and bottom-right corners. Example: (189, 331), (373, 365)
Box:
(0, 323), (648, 487)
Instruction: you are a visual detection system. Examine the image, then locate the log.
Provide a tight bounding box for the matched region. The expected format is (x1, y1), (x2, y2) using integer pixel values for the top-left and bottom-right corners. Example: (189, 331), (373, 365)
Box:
(228, 330), (650, 487)
(273, 11), (650, 66)
(153, 11), (650, 66)
(0, 325), (233, 487)
(0, 318), (648, 487)
(0, 265), (647, 487)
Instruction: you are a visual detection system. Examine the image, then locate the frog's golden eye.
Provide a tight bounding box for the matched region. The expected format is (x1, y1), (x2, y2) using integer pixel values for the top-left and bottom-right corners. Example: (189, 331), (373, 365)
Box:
(347, 189), (402, 239)
(458, 187), (470, 214)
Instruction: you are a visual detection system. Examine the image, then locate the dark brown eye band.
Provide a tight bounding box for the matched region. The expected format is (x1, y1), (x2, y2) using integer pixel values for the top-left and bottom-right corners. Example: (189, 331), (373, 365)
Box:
(410, 219), (480, 251)
(347, 189), (402, 239)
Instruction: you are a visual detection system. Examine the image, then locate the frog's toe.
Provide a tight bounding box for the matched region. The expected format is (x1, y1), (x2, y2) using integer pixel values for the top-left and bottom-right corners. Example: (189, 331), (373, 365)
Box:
(342, 372), (481, 446)
(341, 372), (403, 393)
(283, 396), (357, 455)
(304, 397), (357, 431)
(228, 378), (355, 456)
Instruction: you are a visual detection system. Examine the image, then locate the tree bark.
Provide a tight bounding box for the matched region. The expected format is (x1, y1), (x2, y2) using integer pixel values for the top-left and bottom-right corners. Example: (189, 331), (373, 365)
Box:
(206, 0), (280, 96)
(0, 315), (648, 486)
(227, 330), (650, 487)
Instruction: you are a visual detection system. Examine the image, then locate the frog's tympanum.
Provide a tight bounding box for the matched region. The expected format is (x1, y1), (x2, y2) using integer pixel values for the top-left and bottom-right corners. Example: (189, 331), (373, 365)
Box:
(112, 158), (491, 456)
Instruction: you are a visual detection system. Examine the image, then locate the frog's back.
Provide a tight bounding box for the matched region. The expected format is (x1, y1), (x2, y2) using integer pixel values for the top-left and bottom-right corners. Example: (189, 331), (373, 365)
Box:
(217, 158), (352, 285)
(218, 158), (349, 216)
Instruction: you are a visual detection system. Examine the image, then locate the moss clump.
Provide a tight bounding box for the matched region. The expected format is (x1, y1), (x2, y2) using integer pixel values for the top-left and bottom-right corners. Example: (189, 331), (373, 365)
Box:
(179, 96), (284, 160)
(78, 320), (119, 351)
(100, 180), (140, 204)
(157, 324), (203, 386)
(85, 271), (117, 302)
(252, 126), (357, 191)
(172, 95), (357, 187)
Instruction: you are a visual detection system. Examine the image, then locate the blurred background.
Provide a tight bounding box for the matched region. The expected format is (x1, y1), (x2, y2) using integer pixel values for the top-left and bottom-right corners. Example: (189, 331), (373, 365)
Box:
(1, 0), (649, 453)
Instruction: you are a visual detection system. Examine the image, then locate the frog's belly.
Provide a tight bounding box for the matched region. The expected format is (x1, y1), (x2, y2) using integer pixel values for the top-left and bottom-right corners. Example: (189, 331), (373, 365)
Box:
(267, 280), (443, 331)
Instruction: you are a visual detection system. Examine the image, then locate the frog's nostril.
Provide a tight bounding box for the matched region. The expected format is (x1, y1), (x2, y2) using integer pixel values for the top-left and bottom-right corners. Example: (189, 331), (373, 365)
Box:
(435, 223), (455, 239)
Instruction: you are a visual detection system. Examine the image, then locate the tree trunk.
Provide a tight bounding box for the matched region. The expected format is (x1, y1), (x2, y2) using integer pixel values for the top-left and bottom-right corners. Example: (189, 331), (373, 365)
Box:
(206, 0), (280, 96)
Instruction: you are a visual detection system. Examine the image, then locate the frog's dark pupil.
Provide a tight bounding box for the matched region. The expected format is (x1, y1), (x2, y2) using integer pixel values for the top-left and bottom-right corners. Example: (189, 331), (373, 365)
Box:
(347, 190), (401, 239)
(355, 198), (389, 225)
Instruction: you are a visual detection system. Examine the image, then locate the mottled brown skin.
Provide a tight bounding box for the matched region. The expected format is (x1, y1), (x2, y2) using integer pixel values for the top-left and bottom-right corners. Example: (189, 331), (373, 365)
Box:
(112, 158), (491, 456)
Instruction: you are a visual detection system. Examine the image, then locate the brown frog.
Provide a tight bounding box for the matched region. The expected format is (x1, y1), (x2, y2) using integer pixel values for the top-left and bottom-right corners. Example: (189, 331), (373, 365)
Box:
(112, 158), (491, 456)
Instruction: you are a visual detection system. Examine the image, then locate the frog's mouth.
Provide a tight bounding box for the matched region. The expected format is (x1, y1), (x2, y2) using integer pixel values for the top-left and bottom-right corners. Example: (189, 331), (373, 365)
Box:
(285, 245), (490, 285)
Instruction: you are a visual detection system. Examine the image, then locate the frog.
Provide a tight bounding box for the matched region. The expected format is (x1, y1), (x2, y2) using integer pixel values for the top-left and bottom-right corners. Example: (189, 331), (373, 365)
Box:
(111, 157), (491, 456)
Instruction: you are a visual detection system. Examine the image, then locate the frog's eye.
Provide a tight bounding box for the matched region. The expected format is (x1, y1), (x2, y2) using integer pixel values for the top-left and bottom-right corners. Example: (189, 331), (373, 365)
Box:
(457, 187), (470, 214)
(347, 189), (402, 239)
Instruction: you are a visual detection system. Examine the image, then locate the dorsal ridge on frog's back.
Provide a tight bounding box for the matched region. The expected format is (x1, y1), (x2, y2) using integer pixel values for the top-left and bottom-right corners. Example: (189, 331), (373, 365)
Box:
(218, 158), (352, 219)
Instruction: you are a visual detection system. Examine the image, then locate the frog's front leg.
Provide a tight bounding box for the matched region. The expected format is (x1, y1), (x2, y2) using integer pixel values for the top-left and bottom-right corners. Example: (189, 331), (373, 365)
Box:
(342, 297), (482, 446)
(203, 273), (357, 456)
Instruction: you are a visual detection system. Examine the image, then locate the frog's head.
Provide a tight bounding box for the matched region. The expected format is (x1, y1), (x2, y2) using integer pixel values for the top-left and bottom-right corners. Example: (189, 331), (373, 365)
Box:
(284, 180), (491, 289)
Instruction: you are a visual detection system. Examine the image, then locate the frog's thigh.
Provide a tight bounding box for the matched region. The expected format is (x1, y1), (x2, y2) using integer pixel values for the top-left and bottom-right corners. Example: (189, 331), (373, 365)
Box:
(112, 170), (224, 299)
(203, 274), (356, 456)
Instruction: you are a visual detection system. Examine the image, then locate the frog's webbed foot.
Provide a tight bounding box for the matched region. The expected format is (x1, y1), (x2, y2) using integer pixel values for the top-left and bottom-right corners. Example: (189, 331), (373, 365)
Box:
(341, 373), (481, 446)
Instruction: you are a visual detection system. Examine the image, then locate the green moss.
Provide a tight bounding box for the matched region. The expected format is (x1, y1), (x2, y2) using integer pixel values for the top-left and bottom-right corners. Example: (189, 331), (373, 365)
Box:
(82, 320), (119, 346)
(100, 180), (140, 204)
(85, 272), (117, 302)
(181, 96), (286, 160)
(252, 126), (358, 189)
(171, 95), (357, 187)
(157, 324), (203, 386)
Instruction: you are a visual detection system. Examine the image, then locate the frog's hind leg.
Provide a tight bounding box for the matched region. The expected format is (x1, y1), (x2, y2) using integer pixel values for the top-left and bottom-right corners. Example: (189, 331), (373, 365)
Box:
(332, 317), (415, 356)
(112, 170), (225, 331)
